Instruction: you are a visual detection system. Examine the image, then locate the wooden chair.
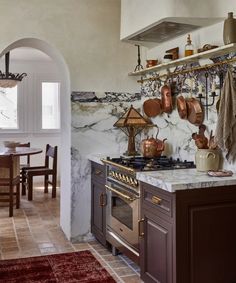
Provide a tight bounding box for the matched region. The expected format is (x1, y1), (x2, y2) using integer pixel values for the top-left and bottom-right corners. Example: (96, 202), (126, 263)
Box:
(0, 155), (20, 217)
(22, 144), (58, 201)
(18, 142), (30, 195)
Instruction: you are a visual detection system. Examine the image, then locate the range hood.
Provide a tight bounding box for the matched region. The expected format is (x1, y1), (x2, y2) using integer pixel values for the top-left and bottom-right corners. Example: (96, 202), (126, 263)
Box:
(123, 17), (223, 45)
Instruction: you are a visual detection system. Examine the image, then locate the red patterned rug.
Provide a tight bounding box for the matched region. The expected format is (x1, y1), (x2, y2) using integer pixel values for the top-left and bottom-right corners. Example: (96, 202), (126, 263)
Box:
(0, 250), (116, 282)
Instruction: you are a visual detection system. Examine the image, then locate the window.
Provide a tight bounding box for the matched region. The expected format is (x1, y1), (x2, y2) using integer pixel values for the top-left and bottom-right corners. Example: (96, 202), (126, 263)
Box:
(42, 82), (60, 130)
(0, 86), (18, 129)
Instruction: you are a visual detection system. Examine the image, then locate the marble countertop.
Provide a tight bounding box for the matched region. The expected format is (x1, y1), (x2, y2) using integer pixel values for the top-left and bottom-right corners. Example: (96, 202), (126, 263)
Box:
(136, 168), (236, 192)
(87, 153), (121, 165)
(87, 154), (236, 193)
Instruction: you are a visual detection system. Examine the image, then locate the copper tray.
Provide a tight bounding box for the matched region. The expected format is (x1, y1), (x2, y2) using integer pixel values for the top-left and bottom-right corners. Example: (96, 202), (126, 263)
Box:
(143, 98), (162, 117)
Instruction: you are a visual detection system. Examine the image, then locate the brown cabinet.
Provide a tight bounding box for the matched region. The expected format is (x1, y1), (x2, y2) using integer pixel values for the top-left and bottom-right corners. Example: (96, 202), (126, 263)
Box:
(91, 162), (107, 246)
(140, 182), (236, 283)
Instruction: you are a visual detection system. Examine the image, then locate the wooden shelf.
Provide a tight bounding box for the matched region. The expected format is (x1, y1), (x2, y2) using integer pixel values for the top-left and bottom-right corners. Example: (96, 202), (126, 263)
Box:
(128, 43), (236, 77)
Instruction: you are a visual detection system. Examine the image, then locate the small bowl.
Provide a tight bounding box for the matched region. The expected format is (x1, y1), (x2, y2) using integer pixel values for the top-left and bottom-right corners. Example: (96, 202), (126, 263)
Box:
(146, 59), (158, 68)
(3, 141), (20, 150)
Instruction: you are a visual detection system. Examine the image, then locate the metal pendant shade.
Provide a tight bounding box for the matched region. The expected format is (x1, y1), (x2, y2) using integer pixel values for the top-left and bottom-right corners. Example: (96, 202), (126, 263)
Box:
(114, 105), (153, 156)
(0, 52), (27, 88)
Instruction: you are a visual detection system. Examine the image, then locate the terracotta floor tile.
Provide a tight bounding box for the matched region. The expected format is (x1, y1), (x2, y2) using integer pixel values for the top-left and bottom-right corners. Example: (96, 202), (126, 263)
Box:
(120, 275), (144, 283)
(113, 267), (136, 277)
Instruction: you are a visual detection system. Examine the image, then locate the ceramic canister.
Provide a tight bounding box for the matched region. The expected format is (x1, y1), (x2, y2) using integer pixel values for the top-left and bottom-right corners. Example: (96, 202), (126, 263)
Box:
(223, 12), (236, 44)
(195, 149), (220, 172)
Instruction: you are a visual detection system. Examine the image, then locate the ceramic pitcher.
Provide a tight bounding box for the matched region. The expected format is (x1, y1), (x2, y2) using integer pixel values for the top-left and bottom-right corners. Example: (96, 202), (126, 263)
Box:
(195, 149), (220, 172)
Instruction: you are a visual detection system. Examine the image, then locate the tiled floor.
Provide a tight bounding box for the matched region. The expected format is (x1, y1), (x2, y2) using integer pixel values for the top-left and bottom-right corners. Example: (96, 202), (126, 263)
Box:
(0, 186), (143, 282)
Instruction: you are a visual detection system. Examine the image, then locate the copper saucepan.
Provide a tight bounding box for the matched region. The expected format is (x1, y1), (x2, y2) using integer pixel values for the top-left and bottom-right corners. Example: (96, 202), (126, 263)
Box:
(161, 84), (173, 114)
(177, 95), (188, 119)
(186, 97), (204, 126)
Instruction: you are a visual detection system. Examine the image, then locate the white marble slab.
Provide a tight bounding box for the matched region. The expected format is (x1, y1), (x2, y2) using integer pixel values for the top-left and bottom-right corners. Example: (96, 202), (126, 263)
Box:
(136, 168), (236, 192)
(87, 153), (120, 165)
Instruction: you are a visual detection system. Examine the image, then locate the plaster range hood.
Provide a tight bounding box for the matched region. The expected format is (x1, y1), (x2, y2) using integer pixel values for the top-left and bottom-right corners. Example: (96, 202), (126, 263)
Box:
(125, 17), (223, 45)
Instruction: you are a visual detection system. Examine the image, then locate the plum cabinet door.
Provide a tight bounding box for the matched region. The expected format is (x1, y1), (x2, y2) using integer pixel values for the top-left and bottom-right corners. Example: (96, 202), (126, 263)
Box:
(140, 208), (173, 283)
(91, 162), (107, 246)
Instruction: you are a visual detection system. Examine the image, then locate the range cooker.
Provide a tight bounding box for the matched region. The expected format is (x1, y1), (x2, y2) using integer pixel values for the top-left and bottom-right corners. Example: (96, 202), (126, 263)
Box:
(102, 156), (195, 263)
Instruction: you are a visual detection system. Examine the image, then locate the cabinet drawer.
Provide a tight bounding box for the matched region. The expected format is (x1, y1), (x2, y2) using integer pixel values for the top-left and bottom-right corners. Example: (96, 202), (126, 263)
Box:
(141, 183), (173, 217)
(91, 162), (105, 184)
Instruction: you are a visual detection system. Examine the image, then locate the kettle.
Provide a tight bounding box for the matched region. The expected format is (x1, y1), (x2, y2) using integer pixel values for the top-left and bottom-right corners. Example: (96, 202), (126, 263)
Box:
(141, 127), (167, 158)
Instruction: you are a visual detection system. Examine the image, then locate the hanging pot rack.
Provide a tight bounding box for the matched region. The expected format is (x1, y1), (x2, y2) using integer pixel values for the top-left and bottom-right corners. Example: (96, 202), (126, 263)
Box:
(137, 56), (236, 84)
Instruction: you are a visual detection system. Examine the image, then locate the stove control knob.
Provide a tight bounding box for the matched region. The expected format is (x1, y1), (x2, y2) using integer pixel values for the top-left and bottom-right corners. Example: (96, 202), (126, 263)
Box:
(122, 175), (126, 182)
(110, 171), (114, 177)
(119, 173), (123, 180)
(125, 176), (130, 184)
(134, 180), (139, 186)
(115, 172), (119, 178)
(129, 178), (134, 186)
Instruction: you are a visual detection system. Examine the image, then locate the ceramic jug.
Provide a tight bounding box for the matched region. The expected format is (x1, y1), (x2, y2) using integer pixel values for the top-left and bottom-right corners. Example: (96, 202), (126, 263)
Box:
(195, 149), (220, 172)
(223, 12), (236, 44)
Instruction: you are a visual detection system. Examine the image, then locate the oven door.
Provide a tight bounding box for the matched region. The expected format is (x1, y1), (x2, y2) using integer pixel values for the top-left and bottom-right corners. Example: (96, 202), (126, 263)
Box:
(106, 183), (139, 252)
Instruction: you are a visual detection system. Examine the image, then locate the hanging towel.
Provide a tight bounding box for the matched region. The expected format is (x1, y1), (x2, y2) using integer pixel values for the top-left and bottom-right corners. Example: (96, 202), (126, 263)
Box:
(215, 69), (236, 162)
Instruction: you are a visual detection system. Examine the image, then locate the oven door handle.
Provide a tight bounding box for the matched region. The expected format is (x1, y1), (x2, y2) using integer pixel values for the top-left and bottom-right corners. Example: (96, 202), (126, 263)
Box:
(105, 185), (136, 201)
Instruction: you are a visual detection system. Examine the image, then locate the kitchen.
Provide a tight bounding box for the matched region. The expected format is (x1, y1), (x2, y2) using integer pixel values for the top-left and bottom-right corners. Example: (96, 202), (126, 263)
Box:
(0, 0), (236, 282)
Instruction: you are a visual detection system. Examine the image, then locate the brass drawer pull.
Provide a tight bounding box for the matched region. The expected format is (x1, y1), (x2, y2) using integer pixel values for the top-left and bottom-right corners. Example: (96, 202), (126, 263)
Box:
(99, 193), (107, 207)
(95, 169), (102, 176)
(138, 218), (145, 237)
(151, 195), (162, 205)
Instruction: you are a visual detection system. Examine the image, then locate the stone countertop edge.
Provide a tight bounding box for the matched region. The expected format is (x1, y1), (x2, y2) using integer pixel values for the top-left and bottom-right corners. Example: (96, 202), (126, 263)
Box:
(87, 153), (121, 165)
(136, 168), (236, 193)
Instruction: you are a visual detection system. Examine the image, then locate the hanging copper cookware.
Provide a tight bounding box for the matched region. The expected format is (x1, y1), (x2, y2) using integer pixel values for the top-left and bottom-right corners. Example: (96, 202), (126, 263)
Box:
(161, 84), (173, 113)
(143, 98), (162, 117)
(177, 95), (188, 119)
(186, 97), (204, 126)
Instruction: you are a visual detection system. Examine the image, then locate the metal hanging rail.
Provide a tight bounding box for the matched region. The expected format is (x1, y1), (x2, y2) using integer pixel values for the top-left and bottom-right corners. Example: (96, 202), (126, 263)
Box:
(137, 56), (236, 84)
(137, 57), (236, 83)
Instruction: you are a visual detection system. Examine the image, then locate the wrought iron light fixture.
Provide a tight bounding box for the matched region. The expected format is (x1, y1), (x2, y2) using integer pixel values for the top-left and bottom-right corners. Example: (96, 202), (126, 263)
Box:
(0, 52), (27, 88)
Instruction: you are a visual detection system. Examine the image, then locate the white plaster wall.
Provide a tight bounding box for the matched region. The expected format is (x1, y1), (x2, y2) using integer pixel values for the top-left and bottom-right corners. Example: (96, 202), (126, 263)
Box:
(120, 0), (236, 39)
(0, 0), (138, 240)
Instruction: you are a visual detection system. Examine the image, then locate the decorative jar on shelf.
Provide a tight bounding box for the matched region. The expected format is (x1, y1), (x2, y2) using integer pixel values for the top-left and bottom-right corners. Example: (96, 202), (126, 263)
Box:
(223, 12), (236, 44)
(195, 149), (220, 172)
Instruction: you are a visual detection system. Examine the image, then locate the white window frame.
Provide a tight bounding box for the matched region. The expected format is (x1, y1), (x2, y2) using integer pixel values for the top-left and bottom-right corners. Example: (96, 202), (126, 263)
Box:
(35, 74), (61, 134)
(0, 72), (61, 135)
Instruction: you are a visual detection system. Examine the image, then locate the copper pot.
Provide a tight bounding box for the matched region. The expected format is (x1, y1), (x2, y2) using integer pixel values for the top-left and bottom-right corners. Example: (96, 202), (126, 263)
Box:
(141, 127), (167, 158)
(146, 59), (158, 68)
(161, 85), (172, 113)
(186, 97), (204, 126)
(177, 95), (187, 119)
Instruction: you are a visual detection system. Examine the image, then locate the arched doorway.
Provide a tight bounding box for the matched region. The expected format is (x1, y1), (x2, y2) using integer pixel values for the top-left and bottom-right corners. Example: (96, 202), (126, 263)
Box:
(0, 38), (71, 239)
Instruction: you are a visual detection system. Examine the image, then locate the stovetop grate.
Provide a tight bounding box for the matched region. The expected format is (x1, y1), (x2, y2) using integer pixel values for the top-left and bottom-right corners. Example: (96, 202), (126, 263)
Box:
(107, 156), (195, 171)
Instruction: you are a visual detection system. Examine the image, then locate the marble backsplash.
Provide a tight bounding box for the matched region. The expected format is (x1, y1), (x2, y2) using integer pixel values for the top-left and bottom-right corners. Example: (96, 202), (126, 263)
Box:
(71, 89), (236, 241)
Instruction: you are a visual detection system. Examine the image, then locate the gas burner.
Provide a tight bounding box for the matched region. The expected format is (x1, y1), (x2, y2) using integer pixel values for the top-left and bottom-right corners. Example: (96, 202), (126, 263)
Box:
(106, 156), (195, 171)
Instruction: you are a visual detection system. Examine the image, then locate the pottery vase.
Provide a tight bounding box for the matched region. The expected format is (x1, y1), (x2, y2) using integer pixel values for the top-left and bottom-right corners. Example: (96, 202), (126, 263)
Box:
(223, 12), (236, 44)
(195, 149), (220, 172)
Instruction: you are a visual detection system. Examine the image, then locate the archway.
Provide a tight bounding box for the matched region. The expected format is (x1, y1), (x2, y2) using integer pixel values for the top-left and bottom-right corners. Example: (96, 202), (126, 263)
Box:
(0, 38), (71, 239)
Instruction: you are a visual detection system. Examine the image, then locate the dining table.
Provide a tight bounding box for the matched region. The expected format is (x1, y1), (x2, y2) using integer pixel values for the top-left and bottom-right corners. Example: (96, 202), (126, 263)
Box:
(0, 147), (43, 179)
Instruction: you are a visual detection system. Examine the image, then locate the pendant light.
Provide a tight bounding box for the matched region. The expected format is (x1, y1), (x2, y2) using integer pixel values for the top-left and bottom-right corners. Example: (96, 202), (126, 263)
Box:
(0, 52), (27, 88)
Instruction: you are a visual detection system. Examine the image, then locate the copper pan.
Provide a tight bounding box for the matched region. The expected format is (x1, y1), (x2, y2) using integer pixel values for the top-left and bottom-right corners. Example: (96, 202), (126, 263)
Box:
(177, 95), (187, 119)
(161, 85), (172, 113)
(143, 98), (162, 117)
(186, 98), (204, 126)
